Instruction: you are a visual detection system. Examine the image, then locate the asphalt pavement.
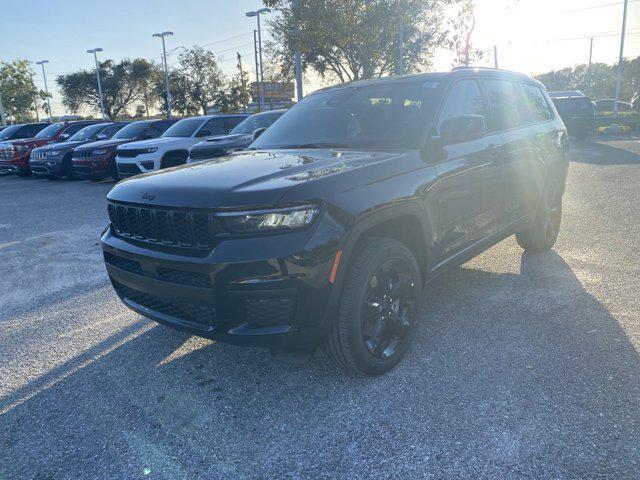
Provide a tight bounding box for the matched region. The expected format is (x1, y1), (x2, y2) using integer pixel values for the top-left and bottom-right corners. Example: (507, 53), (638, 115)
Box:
(1, 138), (639, 479)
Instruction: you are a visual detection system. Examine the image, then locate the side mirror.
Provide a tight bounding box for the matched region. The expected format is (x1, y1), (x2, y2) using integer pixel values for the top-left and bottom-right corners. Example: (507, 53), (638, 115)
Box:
(96, 133), (107, 141)
(252, 127), (267, 141)
(197, 129), (212, 138)
(439, 114), (486, 145)
(58, 133), (70, 142)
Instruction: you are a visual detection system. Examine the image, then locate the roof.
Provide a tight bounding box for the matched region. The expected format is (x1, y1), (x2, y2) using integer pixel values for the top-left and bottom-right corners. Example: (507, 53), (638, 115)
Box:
(310, 67), (543, 95)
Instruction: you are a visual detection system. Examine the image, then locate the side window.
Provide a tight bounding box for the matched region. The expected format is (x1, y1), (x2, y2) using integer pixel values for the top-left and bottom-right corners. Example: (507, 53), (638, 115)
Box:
(202, 118), (226, 135)
(521, 84), (553, 123)
(437, 80), (486, 135)
(156, 121), (175, 134)
(483, 79), (524, 131)
(100, 125), (122, 139)
(224, 116), (244, 132)
(145, 126), (162, 138)
(63, 123), (88, 136)
(21, 124), (46, 137)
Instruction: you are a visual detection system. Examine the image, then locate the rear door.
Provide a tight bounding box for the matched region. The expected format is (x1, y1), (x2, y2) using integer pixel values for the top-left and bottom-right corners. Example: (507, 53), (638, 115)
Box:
(429, 78), (505, 262)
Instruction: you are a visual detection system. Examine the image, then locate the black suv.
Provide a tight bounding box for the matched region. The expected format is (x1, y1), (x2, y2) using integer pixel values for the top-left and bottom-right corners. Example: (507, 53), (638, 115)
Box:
(102, 68), (569, 375)
(549, 92), (595, 140)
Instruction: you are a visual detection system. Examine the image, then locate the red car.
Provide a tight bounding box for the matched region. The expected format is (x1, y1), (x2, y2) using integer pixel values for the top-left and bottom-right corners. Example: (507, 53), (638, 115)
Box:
(0, 120), (102, 176)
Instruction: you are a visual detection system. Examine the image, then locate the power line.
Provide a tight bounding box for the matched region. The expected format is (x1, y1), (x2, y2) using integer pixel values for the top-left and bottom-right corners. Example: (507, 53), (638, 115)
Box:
(564, 0), (639, 12)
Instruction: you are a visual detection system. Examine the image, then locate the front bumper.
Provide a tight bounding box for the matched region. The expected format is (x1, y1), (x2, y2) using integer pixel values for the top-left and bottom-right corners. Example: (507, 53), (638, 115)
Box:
(71, 156), (111, 178)
(0, 154), (30, 174)
(29, 157), (63, 176)
(101, 219), (343, 349)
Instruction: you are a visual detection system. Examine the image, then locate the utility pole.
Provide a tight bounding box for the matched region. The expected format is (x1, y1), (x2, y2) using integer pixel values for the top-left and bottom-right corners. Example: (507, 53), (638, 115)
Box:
(0, 94), (6, 126)
(253, 29), (260, 111)
(399, 21), (404, 75)
(613, 0), (628, 117)
(153, 31), (174, 118)
(87, 48), (106, 119)
(586, 37), (594, 94)
(493, 45), (498, 69)
(293, 0), (303, 101)
(237, 52), (247, 113)
(36, 60), (52, 119)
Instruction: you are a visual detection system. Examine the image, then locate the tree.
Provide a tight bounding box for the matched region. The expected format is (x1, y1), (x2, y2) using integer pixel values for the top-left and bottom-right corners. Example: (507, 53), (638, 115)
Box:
(450, 0), (485, 67)
(216, 73), (251, 113)
(265, 0), (453, 83)
(57, 59), (159, 119)
(0, 60), (45, 122)
(535, 55), (640, 102)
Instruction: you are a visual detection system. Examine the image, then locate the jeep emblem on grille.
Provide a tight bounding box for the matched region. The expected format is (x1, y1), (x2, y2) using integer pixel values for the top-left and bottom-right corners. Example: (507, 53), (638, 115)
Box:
(141, 192), (156, 201)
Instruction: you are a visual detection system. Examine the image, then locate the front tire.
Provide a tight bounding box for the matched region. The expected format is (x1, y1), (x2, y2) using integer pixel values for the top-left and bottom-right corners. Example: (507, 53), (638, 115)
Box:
(323, 238), (422, 376)
(516, 177), (563, 251)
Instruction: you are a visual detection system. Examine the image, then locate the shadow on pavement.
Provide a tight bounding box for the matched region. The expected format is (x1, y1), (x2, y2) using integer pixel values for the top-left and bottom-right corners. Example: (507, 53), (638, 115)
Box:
(571, 138), (640, 165)
(2, 251), (639, 479)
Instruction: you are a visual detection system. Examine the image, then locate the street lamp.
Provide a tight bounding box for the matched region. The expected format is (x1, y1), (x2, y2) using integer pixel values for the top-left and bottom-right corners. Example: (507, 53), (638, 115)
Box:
(246, 8), (270, 111)
(87, 48), (106, 119)
(153, 31), (174, 118)
(36, 60), (52, 119)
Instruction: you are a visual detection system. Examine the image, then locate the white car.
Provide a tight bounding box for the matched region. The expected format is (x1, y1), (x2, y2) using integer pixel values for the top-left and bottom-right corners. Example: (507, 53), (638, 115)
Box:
(115, 114), (248, 177)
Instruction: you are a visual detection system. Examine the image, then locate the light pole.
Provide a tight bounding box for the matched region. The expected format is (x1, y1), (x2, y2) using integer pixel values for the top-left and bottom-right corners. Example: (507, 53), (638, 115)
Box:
(87, 48), (106, 119)
(36, 60), (52, 119)
(246, 8), (270, 111)
(153, 31), (174, 118)
(613, 0), (629, 117)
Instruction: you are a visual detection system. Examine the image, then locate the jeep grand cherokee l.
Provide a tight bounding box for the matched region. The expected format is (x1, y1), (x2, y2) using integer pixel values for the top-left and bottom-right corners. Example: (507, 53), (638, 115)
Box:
(30, 122), (126, 179)
(188, 110), (285, 164)
(116, 114), (248, 178)
(72, 119), (177, 181)
(102, 68), (569, 375)
(0, 120), (100, 176)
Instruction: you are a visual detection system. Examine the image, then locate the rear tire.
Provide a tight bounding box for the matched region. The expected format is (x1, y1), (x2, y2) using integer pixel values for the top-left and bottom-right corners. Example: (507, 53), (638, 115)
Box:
(323, 238), (422, 376)
(516, 177), (563, 252)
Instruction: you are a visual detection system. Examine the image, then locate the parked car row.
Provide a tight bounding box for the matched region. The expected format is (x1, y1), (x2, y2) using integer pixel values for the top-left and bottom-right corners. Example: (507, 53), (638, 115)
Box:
(0, 110), (285, 180)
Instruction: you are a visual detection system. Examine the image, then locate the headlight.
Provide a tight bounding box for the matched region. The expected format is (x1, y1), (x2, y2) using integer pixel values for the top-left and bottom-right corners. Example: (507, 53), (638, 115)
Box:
(139, 147), (158, 154)
(92, 148), (109, 155)
(220, 205), (319, 234)
(15, 145), (29, 153)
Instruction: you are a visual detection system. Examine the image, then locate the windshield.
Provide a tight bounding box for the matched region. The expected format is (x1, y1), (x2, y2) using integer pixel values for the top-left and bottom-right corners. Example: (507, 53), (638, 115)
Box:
(230, 112), (284, 135)
(112, 121), (148, 140)
(69, 124), (107, 142)
(251, 82), (439, 150)
(553, 97), (593, 114)
(0, 125), (21, 141)
(162, 118), (205, 138)
(35, 123), (64, 139)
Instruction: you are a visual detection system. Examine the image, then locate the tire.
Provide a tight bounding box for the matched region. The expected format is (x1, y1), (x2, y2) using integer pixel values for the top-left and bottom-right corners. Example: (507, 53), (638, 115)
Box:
(516, 176), (563, 252)
(16, 169), (32, 177)
(161, 153), (187, 170)
(62, 154), (76, 180)
(323, 238), (422, 376)
(109, 159), (120, 181)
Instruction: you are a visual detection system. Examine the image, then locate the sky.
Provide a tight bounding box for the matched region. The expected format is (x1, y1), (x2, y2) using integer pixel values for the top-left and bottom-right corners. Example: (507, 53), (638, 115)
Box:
(1, 0), (639, 116)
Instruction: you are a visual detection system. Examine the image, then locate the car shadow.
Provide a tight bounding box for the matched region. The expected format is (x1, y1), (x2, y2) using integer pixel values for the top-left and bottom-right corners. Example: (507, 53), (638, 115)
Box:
(2, 251), (639, 478)
(570, 138), (640, 165)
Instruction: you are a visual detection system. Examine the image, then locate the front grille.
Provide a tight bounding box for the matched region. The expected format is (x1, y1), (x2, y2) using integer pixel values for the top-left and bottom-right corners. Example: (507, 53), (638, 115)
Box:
(116, 149), (140, 158)
(245, 297), (296, 327)
(156, 266), (212, 288)
(113, 281), (217, 325)
(117, 163), (142, 176)
(107, 200), (222, 251)
(104, 252), (212, 288)
(0, 146), (15, 160)
(73, 149), (92, 159)
(104, 252), (144, 275)
(31, 151), (47, 160)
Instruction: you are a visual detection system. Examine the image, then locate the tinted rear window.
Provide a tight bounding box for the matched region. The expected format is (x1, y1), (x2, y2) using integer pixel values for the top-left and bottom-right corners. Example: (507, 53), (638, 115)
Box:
(553, 97), (593, 114)
(35, 123), (65, 139)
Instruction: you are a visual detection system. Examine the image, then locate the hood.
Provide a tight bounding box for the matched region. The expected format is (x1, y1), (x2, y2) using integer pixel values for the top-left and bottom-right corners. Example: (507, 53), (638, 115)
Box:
(8, 137), (52, 147)
(107, 148), (402, 209)
(37, 140), (86, 151)
(76, 138), (132, 151)
(189, 134), (252, 160)
(118, 137), (187, 149)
